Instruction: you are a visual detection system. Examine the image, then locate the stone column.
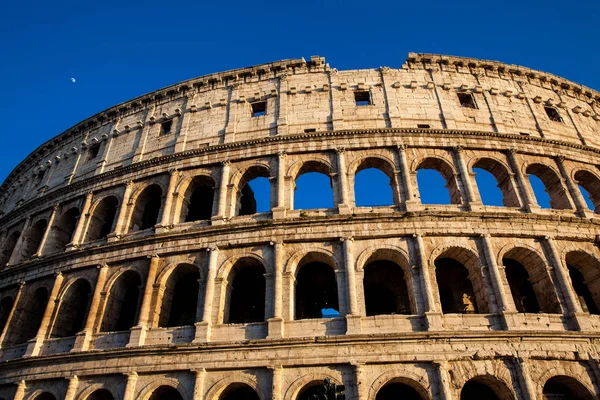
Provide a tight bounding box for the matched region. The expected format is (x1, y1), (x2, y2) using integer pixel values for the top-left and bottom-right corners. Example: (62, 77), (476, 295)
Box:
(193, 368), (206, 400)
(67, 191), (93, 250)
(514, 357), (537, 400)
(353, 362), (368, 400)
(112, 180), (135, 238)
(34, 203), (59, 257)
(343, 237), (361, 334)
(7, 216), (31, 266)
(26, 272), (64, 357)
(434, 361), (453, 400)
(413, 234), (442, 329)
(223, 85), (240, 143)
(123, 372), (138, 400)
(396, 145), (418, 210)
(276, 75), (289, 135)
(174, 93), (196, 153)
(543, 236), (583, 316)
(453, 146), (481, 210)
(73, 264), (109, 351)
(272, 152), (287, 220)
(268, 241), (285, 339)
(212, 161), (231, 225)
(0, 281), (25, 348)
(506, 149), (539, 213)
(555, 156), (593, 218)
(336, 148), (351, 214)
(13, 381), (26, 400)
(157, 168), (180, 229)
(195, 247), (219, 343)
(128, 255), (159, 347)
(131, 106), (156, 163)
(64, 376), (79, 400)
(270, 366), (283, 400)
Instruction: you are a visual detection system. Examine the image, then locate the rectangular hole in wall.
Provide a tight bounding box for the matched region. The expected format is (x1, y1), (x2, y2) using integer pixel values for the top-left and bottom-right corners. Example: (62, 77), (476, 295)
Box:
(304, 128), (316, 133)
(160, 120), (173, 135)
(251, 101), (266, 117)
(544, 106), (563, 123)
(457, 92), (477, 109)
(417, 124), (431, 129)
(354, 91), (371, 106)
(86, 144), (100, 161)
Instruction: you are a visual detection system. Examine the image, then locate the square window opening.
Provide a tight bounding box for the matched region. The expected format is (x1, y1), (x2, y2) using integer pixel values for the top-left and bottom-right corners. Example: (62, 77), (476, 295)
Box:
(86, 144), (100, 161)
(251, 101), (267, 117)
(160, 120), (173, 135)
(354, 91), (371, 106)
(457, 92), (477, 109)
(544, 106), (563, 123)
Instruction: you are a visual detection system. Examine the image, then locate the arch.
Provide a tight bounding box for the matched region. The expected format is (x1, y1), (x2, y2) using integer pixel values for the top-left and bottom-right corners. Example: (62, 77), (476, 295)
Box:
(129, 184), (163, 231)
(20, 219), (48, 260)
(460, 375), (514, 400)
(232, 164), (272, 216)
(526, 163), (571, 210)
(85, 196), (119, 242)
(565, 250), (600, 315)
(285, 248), (339, 276)
(416, 157), (462, 205)
(4, 286), (48, 346)
(293, 160), (334, 210)
(50, 278), (92, 338)
(85, 389), (115, 400)
(180, 175), (215, 223)
(431, 245), (489, 313)
(30, 392), (58, 400)
(46, 207), (80, 252)
(542, 375), (595, 399)
(351, 156), (398, 207)
(356, 245), (411, 272)
(158, 263), (200, 327)
(368, 371), (430, 400)
(219, 383), (260, 400)
(147, 386), (183, 400)
(574, 169), (600, 212)
(501, 246), (561, 313)
(137, 378), (191, 400)
(0, 230), (20, 266)
(284, 373), (341, 400)
(78, 384), (119, 400)
(223, 256), (266, 324)
(100, 269), (143, 331)
(207, 375), (265, 400)
(472, 157), (520, 207)
(0, 295), (14, 334)
(376, 381), (427, 400)
(294, 251), (339, 319)
(363, 249), (413, 315)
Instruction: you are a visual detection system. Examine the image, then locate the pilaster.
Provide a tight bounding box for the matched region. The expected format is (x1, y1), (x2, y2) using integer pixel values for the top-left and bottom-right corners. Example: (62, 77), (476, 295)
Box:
(25, 272), (64, 357)
(34, 203), (59, 257)
(194, 247), (219, 343)
(268, 241), (285, 339)
(67, 191), (93, 250)
(128, 255), (159, 347)
(73, 264), (109, 351)
(211, 161), (231, 225)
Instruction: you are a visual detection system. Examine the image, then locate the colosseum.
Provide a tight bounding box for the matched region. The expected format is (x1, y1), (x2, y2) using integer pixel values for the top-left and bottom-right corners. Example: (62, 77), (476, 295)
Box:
(0, 53), (600, 400)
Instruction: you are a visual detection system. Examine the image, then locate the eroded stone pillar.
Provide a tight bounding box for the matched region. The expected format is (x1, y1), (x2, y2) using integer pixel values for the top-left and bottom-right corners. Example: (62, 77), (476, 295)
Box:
(543, 236), (583, 317)
(396, 145), (418, 210)
(271, 365), (283, 400)
(128, 255), (159, 347)
(7, 216), (31, 266)
(434, 361), (453, 400)
(268, 241), (285, 339)
(555, 155), (593, 218)
(353, 362), (368, 400)
(73, 264), (109, 351)
(336, 148), (351, 214)
(515, 357), (537, 400)
(0, 281), (25, 348)
(64, 376), (79, 400)
(453, 146), (481, 210)
(67, 191), (93, 250)
(26, 272), (64, 357)
(193, 368), (206, 400)
(112, 180), (135, 237)
(506, 149), (539, 213)
(158, 168), (180, 228)
(34, 203), (59, 257)
(123, 372), (138, 400)
(195, 247), (219, 343)
(343, 237), (361, 334)
(272, 152), (287, 220)
(13, 380), (26, 400)
(212, 161), (231, 225)
(413, 234), (442, 330)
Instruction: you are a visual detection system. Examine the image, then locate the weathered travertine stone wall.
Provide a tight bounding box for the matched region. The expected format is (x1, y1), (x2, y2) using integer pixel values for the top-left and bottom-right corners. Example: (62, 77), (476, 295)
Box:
(0, 54), (600, 399)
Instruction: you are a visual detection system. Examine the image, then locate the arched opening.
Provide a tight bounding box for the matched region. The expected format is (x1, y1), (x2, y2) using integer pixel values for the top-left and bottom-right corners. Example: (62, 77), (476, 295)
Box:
(148, 386), (184, 400)
(20, 219), (47, 260)
(376, 381), (426, 400)
(364, 260), (411, 316)
(472, 158), (520, 207)
(51, 279), (92, 338)
(158, 264), (200, 328)
(0, 231), (20, 266)
(504, 259), (541, 313)
(225, 258), (266, 324)
(461, 381), (498, 400)
(297, 381), (326, 400)
(46, 207), (80, 252)
(0, 296), (14, 334)
(33, 393), (57, 400)
(236, 166), (271, 216)
(86, 196), (119, 242)
(294, 161), (334, 210)
(435, 258), (479, 314)
(86, 389), (115, 400)
(354, 158), (396, 207)
(100, 270), (143, 332)
(295, 255), (339, 319)
(4, 286), (48, 346)
(219, 383), (260, 400)
(526, 164), (571, 210)
(416, 158), (461, 205)
(565, 251), (600, 315)
(543, 376), (595, 399)
(182, 176), (215, 222)
(502, 247), (561, 314)
(574, 170), (600, 212)
(568, 266), (600, 314)
(129, 184), (163, 231)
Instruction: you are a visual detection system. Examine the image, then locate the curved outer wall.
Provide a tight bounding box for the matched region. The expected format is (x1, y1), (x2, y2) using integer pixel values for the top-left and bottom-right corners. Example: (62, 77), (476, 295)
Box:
(0, 53), (599, 399)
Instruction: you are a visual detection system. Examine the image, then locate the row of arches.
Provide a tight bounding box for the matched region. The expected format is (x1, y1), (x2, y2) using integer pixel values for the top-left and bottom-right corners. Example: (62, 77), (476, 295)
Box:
(20, 374), (596, 400)
(1, 245), (599, 348)
(2, 153), (599, 267)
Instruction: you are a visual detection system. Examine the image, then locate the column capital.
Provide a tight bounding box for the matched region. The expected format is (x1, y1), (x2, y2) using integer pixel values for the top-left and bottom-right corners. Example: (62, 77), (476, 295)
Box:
(397, 144), (407, 151)
(147, 254), (160, 259)
(220, 160), (231, 167)
(340, 236), (354, 242)
(96, 263), (109, 270)
(52, 203), (60, 211)
(480, 233), (491, 238)
(18, 280), (26, 288)
(207, 246), (219, 252)
(125, 371), (138, 378)
(125, 180), (134, 187)
(54, 271), (63, 278)
(168, 167), (179, 175)
(554, 154), (566, 162)
(506, 147), (518, 155)
(277, 151), (287, 158)
(453, 145), (464, 153)
(335, 147), (346, 154)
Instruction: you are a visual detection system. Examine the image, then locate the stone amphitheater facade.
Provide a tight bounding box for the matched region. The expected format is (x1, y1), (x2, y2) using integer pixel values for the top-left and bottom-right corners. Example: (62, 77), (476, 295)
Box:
(1, 53), (600, 400)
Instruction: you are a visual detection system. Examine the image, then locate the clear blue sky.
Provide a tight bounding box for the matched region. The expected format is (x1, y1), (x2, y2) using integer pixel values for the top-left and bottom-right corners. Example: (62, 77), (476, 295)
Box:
(1, 0), (599, 208)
